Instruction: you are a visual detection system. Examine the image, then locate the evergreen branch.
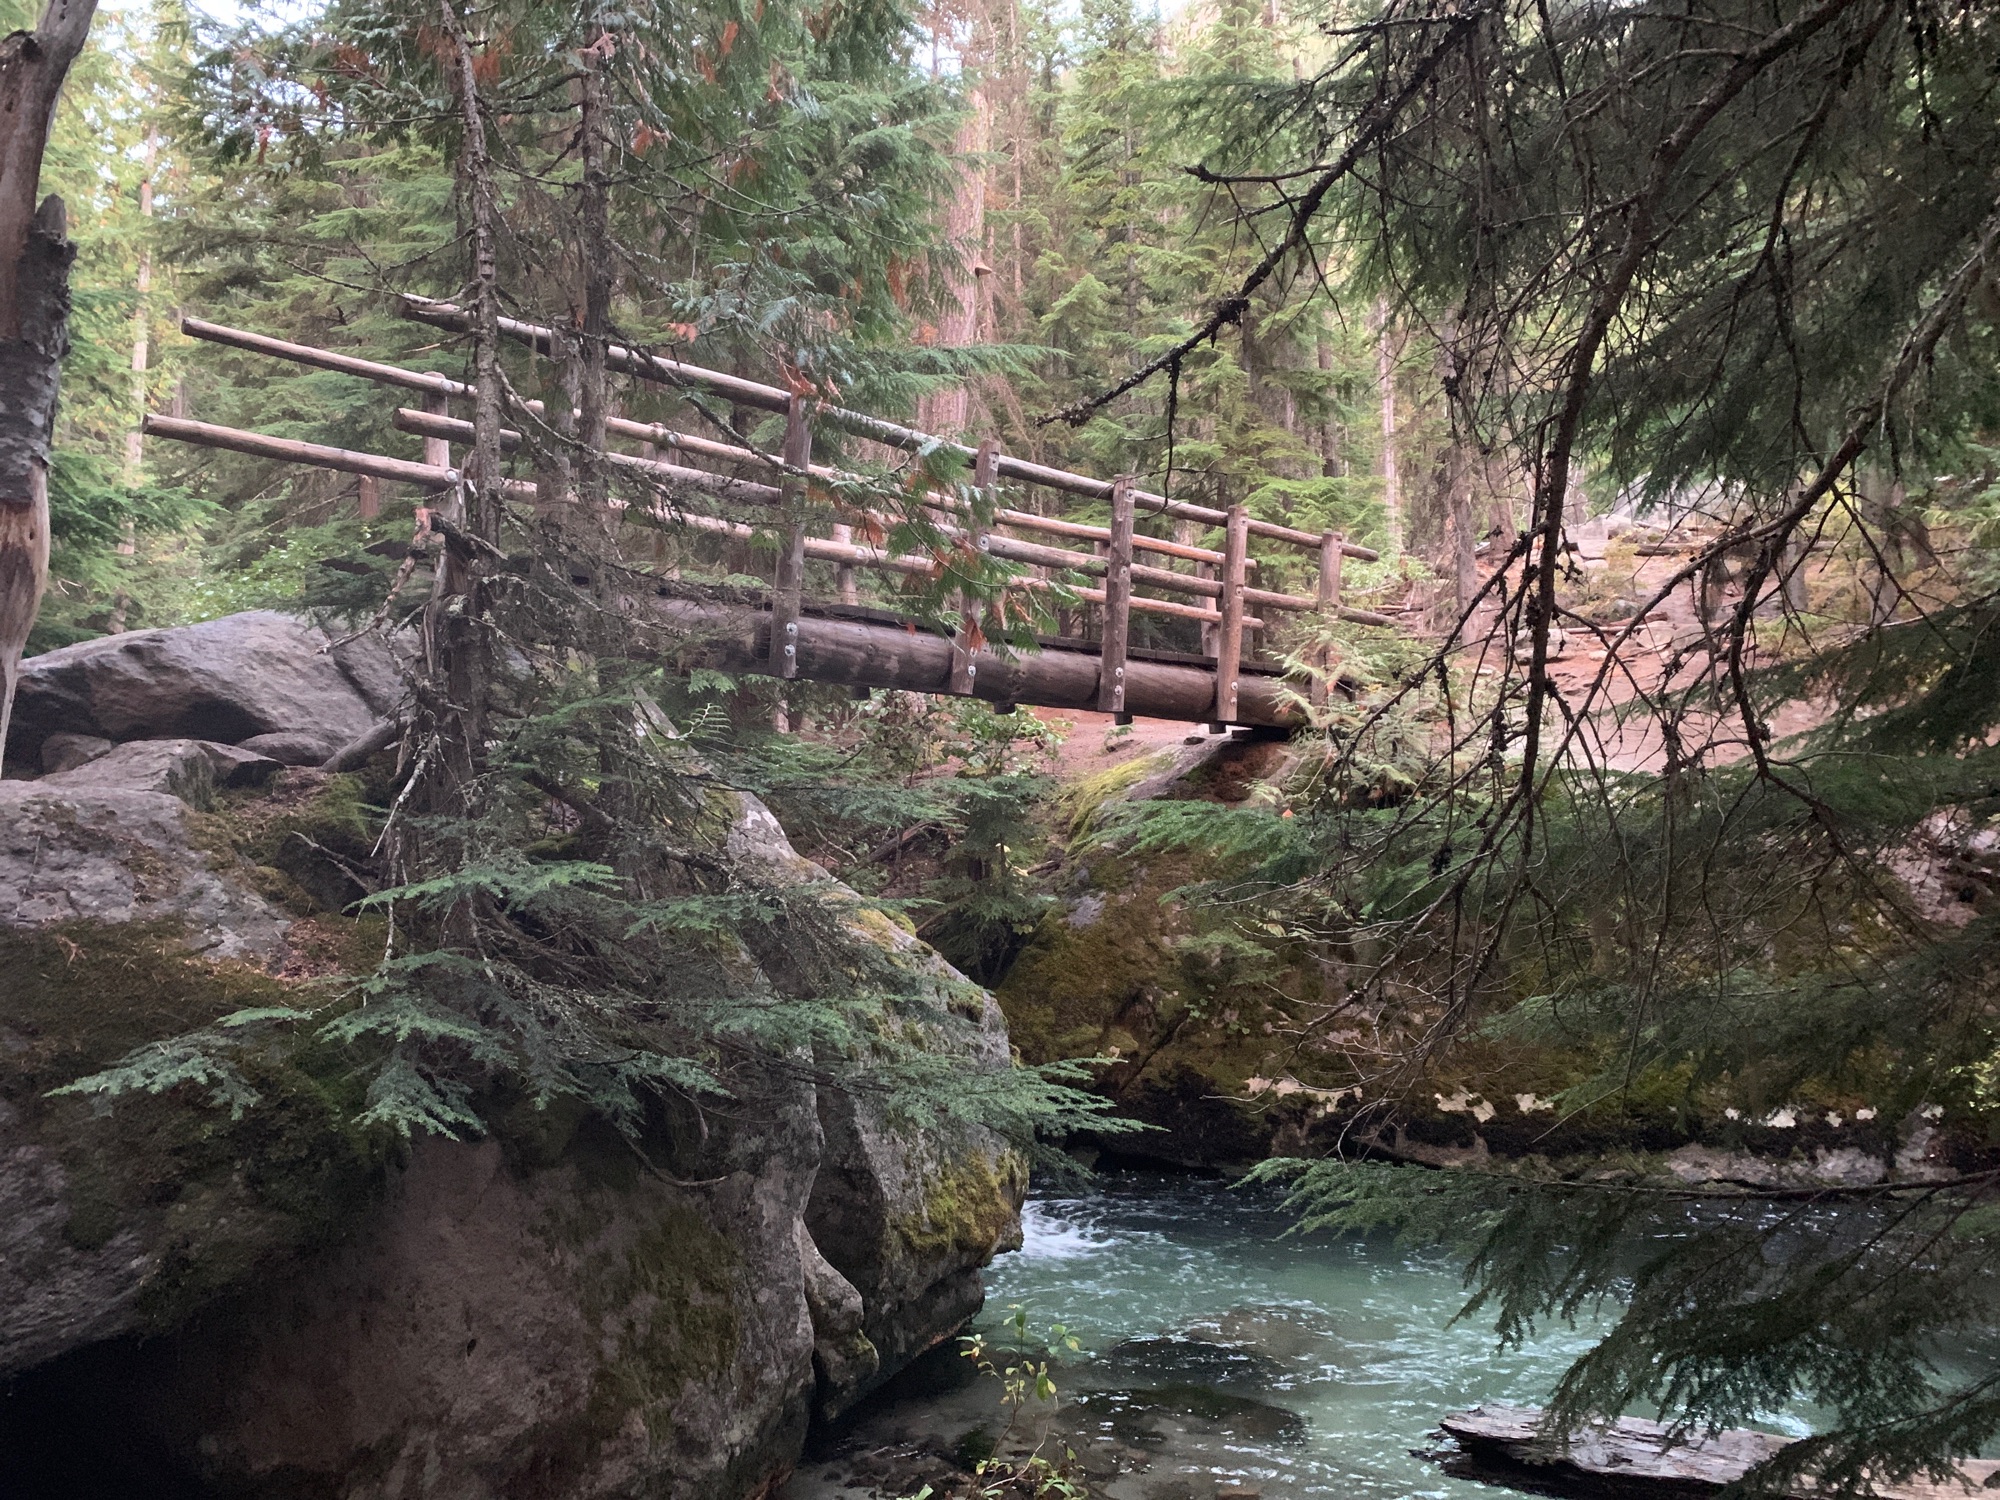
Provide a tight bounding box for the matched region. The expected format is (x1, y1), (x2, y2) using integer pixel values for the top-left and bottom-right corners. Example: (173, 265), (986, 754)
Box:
(1039, 2), (1492, 428)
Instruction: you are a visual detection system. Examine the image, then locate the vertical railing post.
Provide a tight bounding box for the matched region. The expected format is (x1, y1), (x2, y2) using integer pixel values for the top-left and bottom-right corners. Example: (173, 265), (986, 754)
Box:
(357, 474), (381, 519)
(830, 521), (859, 605)
(1196, 559), (1218, 658)
(949, 439), (998, 695)
(422, 387), (451, 471)
(1312, 529), (1343, 708)
(1246, 556), (1265, 659)
(1211, 503), (1249, 728)
(771, 392), (811, 691)
(1098, 475), (1135, 721)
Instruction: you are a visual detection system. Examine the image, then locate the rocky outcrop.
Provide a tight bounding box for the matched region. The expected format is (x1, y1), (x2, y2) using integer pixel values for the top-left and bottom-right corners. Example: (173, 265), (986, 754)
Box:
(0, 624), (1022, 1500)
(12, 1087), (827, 1500)
(3, 610), (403, 771)
(724, 785), (1027, 1422)
(809, 1081), (1026, 1405)
(38, 737), (283, 801)
(0, 781), (294, 960)
(0, 914), (372, 1383)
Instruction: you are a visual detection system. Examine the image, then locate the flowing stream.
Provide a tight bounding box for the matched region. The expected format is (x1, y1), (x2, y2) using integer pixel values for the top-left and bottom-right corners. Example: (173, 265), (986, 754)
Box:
(789, 1172), (1810, 1500)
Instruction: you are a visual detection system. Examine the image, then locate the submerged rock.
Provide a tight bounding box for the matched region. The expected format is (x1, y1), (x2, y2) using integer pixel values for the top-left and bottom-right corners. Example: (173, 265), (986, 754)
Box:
(1097, 1334), (1288, 1393)
(1177, 1304), (1347, 1374)
(1072, 1383), (1309, 1446)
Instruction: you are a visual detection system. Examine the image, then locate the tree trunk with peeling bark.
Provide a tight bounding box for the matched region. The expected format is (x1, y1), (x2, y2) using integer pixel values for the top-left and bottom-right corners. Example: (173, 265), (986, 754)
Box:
(0, 0), (99, 764)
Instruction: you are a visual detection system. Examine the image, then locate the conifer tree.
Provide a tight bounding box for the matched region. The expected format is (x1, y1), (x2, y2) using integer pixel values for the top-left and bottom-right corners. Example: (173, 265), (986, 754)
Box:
(61, 0), (1114, 1155)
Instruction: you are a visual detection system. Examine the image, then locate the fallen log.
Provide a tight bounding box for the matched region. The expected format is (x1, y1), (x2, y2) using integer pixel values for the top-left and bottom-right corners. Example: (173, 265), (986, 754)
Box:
(1437, 1405), (2000, 1500)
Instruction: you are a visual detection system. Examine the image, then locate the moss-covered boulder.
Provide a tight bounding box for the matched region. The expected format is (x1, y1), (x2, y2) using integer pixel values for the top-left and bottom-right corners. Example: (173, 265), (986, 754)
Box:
(9, 1085), (827, 1500)
(0, 781), (297, 960)
(0, 917), (383, 1378)
(1, 762), (1022, 1498)
(726, 787), (1027, 1421)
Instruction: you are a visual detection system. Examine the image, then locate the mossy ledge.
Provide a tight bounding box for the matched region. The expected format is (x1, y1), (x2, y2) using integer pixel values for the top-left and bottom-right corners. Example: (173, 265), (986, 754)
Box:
(0, 919), (389, 1338)
(895, 1150), (1029, 1261)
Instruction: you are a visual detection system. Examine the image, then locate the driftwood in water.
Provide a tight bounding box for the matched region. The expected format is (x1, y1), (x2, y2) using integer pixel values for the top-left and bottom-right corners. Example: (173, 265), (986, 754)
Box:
(1437, 1405), (2000, 1500)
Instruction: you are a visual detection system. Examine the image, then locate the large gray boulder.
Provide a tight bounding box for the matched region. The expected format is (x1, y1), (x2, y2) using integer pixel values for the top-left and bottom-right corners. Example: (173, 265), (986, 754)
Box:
(36, 737), (282, 803)
(32, 1094), (827, 1500)
(724, 793), (1026, 1418)
(4, 611), (404, 769)
(0, 781), (293, 962)
(1, 774), (1023, 1498)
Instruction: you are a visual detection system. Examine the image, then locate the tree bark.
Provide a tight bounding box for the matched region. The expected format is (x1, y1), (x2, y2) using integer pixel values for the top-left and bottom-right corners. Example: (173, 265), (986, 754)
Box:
(1434, 316), (1477, 611)
(917, 72), (989, 436)
(0, 0), (99, 762)
(1372, 296), (1402, 556)
(575, 29), (613, 517)
(410, 0), (508, 950)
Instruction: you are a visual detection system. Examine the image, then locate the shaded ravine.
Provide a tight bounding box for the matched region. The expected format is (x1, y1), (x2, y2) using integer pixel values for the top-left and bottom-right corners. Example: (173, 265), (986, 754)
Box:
(786, 1172), (1817, 1500)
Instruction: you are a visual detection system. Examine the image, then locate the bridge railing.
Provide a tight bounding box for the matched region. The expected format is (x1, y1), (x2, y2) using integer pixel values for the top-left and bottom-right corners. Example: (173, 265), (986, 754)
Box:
(146, 309), (1390, 726)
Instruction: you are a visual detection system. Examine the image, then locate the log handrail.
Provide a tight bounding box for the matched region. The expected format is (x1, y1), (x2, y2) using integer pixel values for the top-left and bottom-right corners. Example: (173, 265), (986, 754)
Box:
(671, 511), (1265, 629)
(162, 310), (1408, 725)
(396, 296), (1381, 561)
(384, 404), (1393, 625)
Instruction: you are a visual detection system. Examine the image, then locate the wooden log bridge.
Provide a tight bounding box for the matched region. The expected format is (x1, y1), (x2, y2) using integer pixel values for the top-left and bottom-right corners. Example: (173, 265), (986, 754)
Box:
(1437, 1405), (2000, 1500)
(145, 308), (1392, 729)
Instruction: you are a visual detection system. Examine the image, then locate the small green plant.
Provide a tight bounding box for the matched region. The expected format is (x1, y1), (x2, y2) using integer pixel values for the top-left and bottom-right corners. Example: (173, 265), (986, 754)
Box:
(925, 1306), (1090, 1499)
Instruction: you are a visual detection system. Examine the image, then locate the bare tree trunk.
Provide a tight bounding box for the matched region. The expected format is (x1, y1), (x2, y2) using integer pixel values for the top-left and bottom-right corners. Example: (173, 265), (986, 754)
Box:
(575, 30), (612, 518)
(1315, 333), (1343, 477)
(108, 123), (157, 635)
(1435, 318), (1477, 610)
(415, 0), (508, 953)
(122, 126), (157, 487)
(446, 5), (505, 557)
(1372, 295), (1402, 556)
(0, 0), (99, 762)
(916, 77), (989, 437)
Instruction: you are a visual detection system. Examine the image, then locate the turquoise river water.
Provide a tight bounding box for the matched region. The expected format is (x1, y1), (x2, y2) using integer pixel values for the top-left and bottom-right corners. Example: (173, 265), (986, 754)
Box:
(787, 1172), (1815, 1500)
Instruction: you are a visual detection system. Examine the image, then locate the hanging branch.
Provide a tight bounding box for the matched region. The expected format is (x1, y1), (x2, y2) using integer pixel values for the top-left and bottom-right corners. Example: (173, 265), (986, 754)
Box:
(1038, 2), (1489, 429)
(575, 24), (615, 515)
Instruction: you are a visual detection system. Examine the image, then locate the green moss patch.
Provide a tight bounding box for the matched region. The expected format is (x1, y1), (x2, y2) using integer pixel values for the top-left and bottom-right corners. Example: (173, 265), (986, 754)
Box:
(583, 1199), (745, 1440)
(895, 1151), (1026, 1260)
(0, 921), (386, 1330)
(192, 770), (382, 916)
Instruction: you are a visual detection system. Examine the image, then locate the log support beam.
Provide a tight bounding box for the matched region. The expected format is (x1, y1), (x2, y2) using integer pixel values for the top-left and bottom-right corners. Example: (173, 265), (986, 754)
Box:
(655, 598), (1304, 730)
